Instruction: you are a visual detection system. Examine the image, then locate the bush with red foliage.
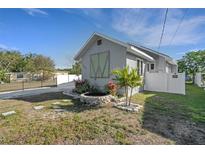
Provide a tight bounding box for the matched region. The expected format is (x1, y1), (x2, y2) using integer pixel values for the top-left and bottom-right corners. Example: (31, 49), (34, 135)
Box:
(106, 80), (118, 96)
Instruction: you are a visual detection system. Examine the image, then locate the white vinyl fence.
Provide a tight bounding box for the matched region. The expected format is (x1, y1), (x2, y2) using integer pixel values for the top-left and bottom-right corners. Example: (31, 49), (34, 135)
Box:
(56, 74), (82, 85)
(144, 72), (185, 95)
(195, 73), (204, 87)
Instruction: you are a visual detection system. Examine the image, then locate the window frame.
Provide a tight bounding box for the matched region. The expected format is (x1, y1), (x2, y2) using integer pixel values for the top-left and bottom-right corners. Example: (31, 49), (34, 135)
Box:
(136, 57), (144, 76)
(97, 39), (102, 46)
(90, 51), (110, 79)
(147, 63), (150, 72)
(150, 63), (155, 70)
(17, 73), (24, 79)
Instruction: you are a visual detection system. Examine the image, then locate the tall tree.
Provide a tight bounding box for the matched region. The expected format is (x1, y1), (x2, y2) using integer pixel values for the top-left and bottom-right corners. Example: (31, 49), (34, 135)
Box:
(70, 61), (81, 76)
(178, 50), (205, 83)
(0, 50), (24, 72)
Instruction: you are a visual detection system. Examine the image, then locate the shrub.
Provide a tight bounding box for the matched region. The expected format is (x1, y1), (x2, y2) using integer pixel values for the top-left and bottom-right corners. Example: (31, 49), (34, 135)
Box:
(73, 79), (90, 94)
(89, 85), (102, 94)
(105, 81), (118, 96)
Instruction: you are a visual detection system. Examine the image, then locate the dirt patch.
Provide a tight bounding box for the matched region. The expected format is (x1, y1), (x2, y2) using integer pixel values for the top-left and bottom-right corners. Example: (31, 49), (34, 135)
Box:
(143, 114), (205, 144)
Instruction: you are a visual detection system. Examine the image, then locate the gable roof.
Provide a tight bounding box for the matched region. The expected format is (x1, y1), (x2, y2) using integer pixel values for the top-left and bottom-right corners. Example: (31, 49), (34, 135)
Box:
(74, 32), (176, 65)
(74, 32), (129, 60)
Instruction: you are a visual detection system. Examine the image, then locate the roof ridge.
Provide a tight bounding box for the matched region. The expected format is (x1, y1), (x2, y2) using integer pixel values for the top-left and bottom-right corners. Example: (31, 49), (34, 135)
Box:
(128, 42), (171, 59)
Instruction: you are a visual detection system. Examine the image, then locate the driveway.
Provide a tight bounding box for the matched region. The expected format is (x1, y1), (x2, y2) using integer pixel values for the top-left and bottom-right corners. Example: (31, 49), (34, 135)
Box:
(0, 82), (74, 99)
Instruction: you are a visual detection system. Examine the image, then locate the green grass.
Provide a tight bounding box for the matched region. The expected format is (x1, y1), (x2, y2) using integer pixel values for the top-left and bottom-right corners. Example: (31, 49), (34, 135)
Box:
(0, 85), (204, 144)
(132, 84), (205, 123)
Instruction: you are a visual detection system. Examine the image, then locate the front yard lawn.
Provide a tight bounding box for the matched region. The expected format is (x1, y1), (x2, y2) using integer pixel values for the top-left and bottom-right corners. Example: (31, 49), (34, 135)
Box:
(0, 84), (204, 144)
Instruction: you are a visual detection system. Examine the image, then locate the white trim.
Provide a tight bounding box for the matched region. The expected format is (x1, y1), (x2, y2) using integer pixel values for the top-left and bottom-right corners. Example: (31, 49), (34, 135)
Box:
(128, 46), (154, 62)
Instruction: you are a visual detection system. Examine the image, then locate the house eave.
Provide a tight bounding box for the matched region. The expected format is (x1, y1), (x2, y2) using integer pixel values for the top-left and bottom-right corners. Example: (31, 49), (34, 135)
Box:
(127, 46), (155, 62)
(74, 32), (129, 61)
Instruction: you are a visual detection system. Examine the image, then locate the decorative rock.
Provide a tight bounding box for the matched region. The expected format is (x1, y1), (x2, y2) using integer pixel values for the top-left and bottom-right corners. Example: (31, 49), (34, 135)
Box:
(80, 93), (116, 106)
(54, 109), (67, 112)
(33, 106), (44, 110)
(2, 111), (16, 116)
(114, 102), (143, 112)
(52, 105), (62, 109)
(52, 102), (61, 105)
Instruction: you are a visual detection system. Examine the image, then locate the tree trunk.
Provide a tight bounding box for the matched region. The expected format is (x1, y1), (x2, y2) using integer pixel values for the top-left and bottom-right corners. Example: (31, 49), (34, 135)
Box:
(128, 88), (133, 106)
(125, 86), (128, 106)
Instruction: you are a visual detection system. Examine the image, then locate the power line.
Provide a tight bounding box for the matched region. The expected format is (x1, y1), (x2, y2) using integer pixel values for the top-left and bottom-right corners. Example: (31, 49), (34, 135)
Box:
(158, 8), (169, 50)
(168, 9), (189, 47)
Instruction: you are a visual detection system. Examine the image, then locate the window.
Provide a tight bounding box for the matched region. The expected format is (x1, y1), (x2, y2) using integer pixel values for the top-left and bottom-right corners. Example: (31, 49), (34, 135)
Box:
(17, 73), (23, 79)
(97, 39), (102, 46)
(136, 59), (144, 76)
(141, 61), (143, 75)
(151, 64), (155, 70)
(137, 60), (140, 75)
(147, 64), (150, 72)
(90, 51), (109, 78)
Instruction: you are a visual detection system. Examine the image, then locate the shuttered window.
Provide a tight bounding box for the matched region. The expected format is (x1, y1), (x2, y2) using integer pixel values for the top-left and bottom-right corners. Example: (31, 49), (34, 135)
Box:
(90, 51), (110, 78)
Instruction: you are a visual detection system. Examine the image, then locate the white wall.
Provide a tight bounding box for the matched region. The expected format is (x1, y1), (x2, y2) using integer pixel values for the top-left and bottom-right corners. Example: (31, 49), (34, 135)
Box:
(195, 73), (202, 87)
(57, 75), (68, 85)
(57, 74), (82, 85)
(126, 52), (145, 95)
(81, 37), (126, 89)
(144, 72), (185, 95)
(68, 74), (82, 82)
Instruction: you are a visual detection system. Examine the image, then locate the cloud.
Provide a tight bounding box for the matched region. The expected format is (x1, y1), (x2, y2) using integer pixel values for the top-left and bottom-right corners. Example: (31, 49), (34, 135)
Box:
(62, 8), (104, 28)
(0, 44), (18, 51)
(0, 44), (8, 49)
(63, 8), (104, 19)
(175, 52), (186, 55)
(22, 8), (48, 16)
(112, 9), (205, 48)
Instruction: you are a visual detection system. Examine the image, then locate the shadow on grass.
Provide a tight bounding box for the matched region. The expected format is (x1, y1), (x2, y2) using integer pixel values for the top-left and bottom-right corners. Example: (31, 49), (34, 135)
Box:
(142, 90), (205, 145)
(13, 92), (103, 113)
(14, 92), (70, 103)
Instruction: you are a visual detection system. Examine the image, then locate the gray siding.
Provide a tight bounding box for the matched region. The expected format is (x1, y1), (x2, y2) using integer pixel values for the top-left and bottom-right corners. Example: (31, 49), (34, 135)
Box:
(81, 37), (126, 89)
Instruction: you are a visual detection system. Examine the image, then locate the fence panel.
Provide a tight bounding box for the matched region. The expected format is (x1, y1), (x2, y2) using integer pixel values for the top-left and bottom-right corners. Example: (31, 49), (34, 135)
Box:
(0, 78), (57, 93)
(0, 82), (23, 92)
(144, 72), (185, 95)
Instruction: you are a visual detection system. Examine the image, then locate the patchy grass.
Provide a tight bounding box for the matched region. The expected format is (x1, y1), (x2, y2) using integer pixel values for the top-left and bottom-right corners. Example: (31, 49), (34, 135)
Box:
(0, 92), (173, 144)
(132, 84), (205, 144)
(0, 84), (204, 144)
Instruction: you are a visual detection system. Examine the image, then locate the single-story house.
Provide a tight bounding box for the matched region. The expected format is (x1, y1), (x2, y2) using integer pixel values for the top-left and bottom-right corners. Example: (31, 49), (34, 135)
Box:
(6, 72), (31, 82)
(74, 32), (182, 95)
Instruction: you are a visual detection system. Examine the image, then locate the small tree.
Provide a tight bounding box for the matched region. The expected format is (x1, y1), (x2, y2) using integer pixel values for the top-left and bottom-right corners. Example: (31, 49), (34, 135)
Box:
(128, 68), (143, 105)
(112, 66), (142, 106)
(112, 66), (130, 105)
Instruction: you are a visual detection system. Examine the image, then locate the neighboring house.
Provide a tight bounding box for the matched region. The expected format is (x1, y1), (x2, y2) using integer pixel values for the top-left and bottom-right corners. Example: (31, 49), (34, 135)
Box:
(6, 72), (53, 82)
(7, 72), (31, 82)
(74, 32), (184, 95)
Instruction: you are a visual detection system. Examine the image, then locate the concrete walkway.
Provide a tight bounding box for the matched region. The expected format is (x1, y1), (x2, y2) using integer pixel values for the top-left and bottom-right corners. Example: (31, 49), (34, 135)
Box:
(0, 82), (74, 99)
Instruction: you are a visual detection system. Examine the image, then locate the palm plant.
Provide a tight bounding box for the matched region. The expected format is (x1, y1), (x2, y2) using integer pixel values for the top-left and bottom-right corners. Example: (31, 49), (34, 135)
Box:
(112, 66), (142, 106)
(128, 68), (143, 105)
(112, 66), (130, 105)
